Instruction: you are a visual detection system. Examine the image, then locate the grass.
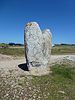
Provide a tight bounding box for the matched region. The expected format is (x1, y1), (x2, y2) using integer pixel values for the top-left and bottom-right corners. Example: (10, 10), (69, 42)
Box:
(0, 45), (75, 56)
(31, 61), (75, 99)
(52, 45), (75, 55)
(0, 44), (75, 99)
(0, 43), (9, 47)
(52, 64), (73, 79)
(0, 60), (75, 100)
(0, 48), (24, 56)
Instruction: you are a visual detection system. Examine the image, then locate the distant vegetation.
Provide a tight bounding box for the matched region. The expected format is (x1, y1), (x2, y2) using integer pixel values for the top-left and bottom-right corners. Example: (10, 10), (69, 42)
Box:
(0, 43), (24, 56)
(52, 44), (75, 55)
(0, 43), (75, 56)
(54, 44), (75, 46)
(0, 43), (9, 48)
(0, 48), (24, 56)
(9, 43), (24, 46)
(0, 43), (24, 48)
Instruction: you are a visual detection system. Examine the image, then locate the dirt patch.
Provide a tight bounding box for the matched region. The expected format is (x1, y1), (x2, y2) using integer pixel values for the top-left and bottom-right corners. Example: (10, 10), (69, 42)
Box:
(0, 54), (75, 100)
(0, 54), (75, 76)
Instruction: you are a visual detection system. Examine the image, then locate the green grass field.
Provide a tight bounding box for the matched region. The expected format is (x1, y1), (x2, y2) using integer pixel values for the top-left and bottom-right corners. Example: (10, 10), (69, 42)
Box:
(0, 60), (75, 100)
(0, 47), (24, 56)
(31, 62), (75, 99)
(52, 45), (75, 55)
(0, 45), (75, 56)
(0, 44), (75, 99)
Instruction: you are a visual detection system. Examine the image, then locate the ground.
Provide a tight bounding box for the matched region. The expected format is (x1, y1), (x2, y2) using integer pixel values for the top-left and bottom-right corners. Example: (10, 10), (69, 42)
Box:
(0, 54), (75, 100)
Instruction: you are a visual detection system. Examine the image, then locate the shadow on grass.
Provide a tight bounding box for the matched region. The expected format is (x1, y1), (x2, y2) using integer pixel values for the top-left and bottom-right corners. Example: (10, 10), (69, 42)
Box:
(18, 63), (29, 71)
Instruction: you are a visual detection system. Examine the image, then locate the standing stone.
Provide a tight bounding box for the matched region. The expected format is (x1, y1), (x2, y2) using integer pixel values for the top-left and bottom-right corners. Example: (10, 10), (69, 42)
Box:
(42, 29), (52, 64)
(24, 22), (52, 70)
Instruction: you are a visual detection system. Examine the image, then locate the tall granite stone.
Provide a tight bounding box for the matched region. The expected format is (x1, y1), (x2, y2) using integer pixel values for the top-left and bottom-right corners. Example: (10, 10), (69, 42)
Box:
(24, 22), (52, 70)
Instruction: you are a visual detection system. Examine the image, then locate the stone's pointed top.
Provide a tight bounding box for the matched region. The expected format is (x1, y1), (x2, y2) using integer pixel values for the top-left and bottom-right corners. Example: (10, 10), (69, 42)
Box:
(43, 29), (51, 33)
(26, 22), (40, 28)
(25, 22), (41, 32)
(43, 29), (52, 37)
(45, 29), (51, 33)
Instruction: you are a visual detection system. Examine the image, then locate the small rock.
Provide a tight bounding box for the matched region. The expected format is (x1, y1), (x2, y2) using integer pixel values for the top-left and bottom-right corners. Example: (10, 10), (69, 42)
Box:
(58, 90), (65, 94)
(29, 87), (32, 90)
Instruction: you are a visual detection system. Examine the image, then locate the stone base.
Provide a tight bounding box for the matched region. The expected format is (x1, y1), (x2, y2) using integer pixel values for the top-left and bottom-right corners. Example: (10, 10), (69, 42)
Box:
(28, 66), (52, 76)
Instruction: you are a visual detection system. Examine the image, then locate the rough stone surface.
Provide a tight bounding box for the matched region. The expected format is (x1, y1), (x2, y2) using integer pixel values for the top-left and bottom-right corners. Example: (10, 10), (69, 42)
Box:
(24, 22), (52, 69)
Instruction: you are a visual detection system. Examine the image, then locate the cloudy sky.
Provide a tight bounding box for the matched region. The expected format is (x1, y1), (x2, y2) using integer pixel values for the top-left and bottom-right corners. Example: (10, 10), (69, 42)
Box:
(0, 0), (75, 44)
